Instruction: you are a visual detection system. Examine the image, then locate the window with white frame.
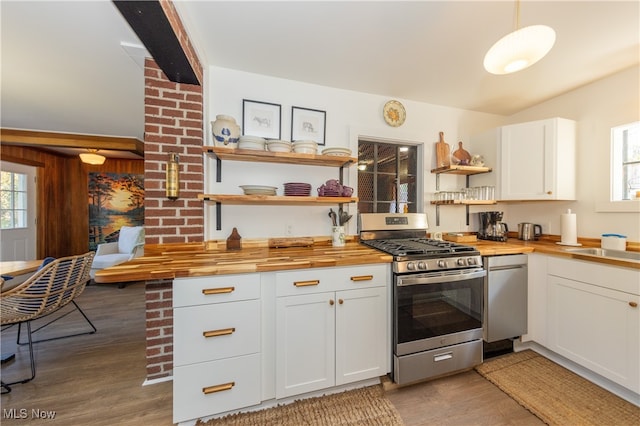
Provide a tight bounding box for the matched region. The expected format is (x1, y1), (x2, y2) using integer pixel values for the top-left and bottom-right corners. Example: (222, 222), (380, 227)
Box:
(0, 171), (28, 229)
(611, 121), (640, 201)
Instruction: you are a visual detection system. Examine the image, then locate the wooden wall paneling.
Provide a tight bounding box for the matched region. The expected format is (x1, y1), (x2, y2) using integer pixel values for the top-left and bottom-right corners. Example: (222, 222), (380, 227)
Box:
(1, 144), (144, 258)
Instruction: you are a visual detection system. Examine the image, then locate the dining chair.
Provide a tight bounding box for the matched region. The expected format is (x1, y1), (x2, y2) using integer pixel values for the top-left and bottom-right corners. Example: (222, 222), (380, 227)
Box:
(0, 252), (95, 393)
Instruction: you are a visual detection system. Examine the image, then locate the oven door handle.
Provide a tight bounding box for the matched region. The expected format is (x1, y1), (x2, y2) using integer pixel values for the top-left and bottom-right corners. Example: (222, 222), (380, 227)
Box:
(397, 269), (486, 286)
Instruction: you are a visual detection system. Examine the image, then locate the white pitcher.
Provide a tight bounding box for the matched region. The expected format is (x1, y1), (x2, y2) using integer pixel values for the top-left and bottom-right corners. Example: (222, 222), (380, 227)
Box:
(211, 115), (240, 147)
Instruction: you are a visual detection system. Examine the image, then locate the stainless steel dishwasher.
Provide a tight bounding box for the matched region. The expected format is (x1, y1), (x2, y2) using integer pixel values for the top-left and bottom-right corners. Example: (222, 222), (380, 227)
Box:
(483, 254), (528, 343)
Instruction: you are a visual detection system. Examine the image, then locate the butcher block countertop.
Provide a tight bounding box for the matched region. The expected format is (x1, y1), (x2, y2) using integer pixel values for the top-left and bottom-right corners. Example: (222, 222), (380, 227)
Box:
(93, 239), (393, 284)
(93, 235), (639, 284)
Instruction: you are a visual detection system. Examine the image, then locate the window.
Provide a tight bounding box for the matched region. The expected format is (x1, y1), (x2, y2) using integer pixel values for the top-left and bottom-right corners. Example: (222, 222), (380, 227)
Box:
(1, 171), (28, 229)
(357, 141), (418, 213)
(612, 121), (640, 201)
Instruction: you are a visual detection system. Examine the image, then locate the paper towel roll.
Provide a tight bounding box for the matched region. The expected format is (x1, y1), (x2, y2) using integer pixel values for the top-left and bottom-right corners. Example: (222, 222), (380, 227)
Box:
(560, 209), (578, 245)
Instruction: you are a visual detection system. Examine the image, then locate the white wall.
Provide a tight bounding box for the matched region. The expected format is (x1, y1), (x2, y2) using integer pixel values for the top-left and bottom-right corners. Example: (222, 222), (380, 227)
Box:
(204, 66), (504, 240)
(502, 65), (640, 241)
(205, 65), (639, 242)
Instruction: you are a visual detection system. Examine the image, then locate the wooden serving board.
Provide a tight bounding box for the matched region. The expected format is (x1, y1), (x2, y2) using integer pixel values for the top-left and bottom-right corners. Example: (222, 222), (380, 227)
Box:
(443, 233), (477, 243)
(268, 237), (314, 248)
(452, 141), (471, 165)
(435, 132), (451, 168)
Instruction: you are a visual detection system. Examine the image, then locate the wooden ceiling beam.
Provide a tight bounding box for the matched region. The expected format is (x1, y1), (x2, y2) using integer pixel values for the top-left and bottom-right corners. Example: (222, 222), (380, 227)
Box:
(0, 128), (144, 157)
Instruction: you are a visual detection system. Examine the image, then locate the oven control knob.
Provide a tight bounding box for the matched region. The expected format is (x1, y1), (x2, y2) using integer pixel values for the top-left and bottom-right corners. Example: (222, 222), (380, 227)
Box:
(417, 261), (426, 270)
(457, 258), (466, 266)
(467, 257), (476, 265)
(437, 260), (446, 268)
(406, 262), (416, 271)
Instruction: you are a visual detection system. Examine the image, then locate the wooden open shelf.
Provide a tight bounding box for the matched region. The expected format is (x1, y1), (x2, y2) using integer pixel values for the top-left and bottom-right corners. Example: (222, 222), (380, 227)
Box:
(430, 165), (492, 175)
(198, 194), (358, 205)
(203, 146), (357, 167)
(430, 200), (496, 205)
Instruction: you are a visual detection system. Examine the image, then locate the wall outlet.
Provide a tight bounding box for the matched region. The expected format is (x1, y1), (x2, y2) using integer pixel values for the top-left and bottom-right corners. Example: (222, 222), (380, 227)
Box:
(285, 224), (293, 236)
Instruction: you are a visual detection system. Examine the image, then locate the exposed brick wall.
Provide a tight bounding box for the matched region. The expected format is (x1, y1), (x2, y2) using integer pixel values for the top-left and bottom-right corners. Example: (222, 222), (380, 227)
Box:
(143, 57), (204, 379)
(142, 1), (205, 381)
(145, 279), (174, 380)
(144, 58), (204, 245)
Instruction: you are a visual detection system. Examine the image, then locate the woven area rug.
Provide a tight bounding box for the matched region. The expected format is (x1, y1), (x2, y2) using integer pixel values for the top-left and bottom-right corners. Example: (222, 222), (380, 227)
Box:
(196, 385), (404, 426)
(476, 350), (640, 425)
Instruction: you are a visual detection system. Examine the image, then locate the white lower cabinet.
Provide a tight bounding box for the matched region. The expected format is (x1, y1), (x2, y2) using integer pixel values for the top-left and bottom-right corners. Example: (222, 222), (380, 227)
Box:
(546, 257), (639, 394)
(275, 264), (388, 399)
(173, 264), (390, 423)
(173, 354), (261, 423)
(173, 274), (261, 424)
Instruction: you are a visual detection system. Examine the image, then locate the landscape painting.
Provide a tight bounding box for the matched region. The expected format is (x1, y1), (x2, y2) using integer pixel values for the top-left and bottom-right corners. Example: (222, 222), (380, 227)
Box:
(88, 172), (144, 251)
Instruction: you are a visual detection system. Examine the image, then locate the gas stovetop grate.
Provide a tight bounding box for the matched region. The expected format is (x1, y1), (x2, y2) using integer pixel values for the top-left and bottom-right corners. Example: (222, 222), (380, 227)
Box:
(362, 238), (477, 257)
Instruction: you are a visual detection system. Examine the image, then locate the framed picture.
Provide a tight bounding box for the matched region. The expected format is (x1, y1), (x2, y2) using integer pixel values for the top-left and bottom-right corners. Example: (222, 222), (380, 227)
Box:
(291, 106), (326, 145)
(242, 99), (281, 139)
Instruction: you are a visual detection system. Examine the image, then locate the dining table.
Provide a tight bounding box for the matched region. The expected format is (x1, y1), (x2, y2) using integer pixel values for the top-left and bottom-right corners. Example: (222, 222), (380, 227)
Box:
(0, 259), (43, 280)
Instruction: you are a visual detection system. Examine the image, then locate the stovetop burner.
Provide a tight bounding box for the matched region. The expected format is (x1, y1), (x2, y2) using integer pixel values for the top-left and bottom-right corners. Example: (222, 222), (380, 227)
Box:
(358, 213), (482, 273)
(362, 238), (477, 257)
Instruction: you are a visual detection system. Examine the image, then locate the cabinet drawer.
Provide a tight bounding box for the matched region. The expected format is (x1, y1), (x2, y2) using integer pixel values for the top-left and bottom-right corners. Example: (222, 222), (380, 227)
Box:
(276, 264), (388, 297)
(173, 274), (260, 308)
(174, 299), (260, 366)
(173, 353), (261, 423)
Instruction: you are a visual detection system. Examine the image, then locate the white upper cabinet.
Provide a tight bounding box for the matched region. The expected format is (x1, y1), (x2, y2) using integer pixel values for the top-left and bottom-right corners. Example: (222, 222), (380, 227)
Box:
(470, 117), (577, 201)
(500, 118), (576, 200)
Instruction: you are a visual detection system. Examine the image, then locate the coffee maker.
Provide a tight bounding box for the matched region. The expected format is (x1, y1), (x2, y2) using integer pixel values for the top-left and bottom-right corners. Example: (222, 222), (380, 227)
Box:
(478, 211), (509, 242)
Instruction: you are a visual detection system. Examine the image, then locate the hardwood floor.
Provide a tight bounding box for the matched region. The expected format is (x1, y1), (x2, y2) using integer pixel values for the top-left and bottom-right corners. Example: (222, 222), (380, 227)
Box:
(1, 282), (542, 425)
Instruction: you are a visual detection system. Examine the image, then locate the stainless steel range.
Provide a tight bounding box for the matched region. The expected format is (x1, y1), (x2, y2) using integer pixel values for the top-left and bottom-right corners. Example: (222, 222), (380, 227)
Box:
(359, 213), (486, 385)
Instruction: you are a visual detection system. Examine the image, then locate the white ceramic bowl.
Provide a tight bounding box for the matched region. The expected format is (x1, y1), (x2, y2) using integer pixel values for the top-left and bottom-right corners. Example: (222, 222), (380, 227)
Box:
(293, 146), (317, 154)
(266, 140), (292, 152)
(238, 141), (266, 151)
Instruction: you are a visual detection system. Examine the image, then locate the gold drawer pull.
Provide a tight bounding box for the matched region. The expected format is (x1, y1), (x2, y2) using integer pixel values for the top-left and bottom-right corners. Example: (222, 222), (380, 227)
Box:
(630, 301), (638, 308)
(202, 286), (235, 295)
(294, 280), (320, 287)
(202, 381), (235, 395)
(203, 327), (236, 338)
(351, 275), (373, 282)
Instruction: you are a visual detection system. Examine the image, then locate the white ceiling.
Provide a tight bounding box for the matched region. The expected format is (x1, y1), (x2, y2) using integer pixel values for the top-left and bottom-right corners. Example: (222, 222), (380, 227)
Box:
(2, 1), (639, 156)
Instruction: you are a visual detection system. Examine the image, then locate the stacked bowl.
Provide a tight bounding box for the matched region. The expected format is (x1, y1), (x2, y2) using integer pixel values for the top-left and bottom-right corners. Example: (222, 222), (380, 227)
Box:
(266, 140), (292, 152)
(292, 140), (318, 154)
(238, 135), (266, 150)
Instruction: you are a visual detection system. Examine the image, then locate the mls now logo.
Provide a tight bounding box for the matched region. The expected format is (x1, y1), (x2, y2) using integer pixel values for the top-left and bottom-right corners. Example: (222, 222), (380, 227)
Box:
(3, 408), (56, 419)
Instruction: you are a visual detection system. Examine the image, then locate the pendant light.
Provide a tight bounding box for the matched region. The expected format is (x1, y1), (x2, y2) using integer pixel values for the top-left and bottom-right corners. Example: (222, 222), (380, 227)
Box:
(483, 0), (556, 75)
(79, 149), (106, 165)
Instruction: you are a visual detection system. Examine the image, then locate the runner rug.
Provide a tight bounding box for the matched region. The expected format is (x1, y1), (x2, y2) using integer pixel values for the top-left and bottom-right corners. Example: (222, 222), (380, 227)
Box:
(475, 350), (640, 425)
(196, 385), (404, 425)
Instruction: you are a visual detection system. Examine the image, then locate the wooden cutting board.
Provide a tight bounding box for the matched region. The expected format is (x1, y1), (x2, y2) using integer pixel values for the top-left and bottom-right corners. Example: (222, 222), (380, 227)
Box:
(452, 141), (472, 165)
(435, 132), (451, 168)
(268, 237), (314, 248)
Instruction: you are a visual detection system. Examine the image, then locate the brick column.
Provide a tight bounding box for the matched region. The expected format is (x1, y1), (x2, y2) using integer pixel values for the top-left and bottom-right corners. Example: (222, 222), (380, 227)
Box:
(143, 58), (204, 379)
(144, 58), (204, 245)
(145, 279), (174, 380)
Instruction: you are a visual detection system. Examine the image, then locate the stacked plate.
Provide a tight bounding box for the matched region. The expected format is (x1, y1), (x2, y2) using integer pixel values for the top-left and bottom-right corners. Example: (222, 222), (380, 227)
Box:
(238, 135), (266, 150)
(321, 147), (352, 157)
(239, 185), (277, 195)
(266, 140), (292, 152)
(292, 140), (318, 154)
(283, 182), (311, 196)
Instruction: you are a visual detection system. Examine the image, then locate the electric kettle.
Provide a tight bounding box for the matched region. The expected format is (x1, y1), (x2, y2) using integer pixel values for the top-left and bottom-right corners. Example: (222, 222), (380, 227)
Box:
(518, 223), (542, 241)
